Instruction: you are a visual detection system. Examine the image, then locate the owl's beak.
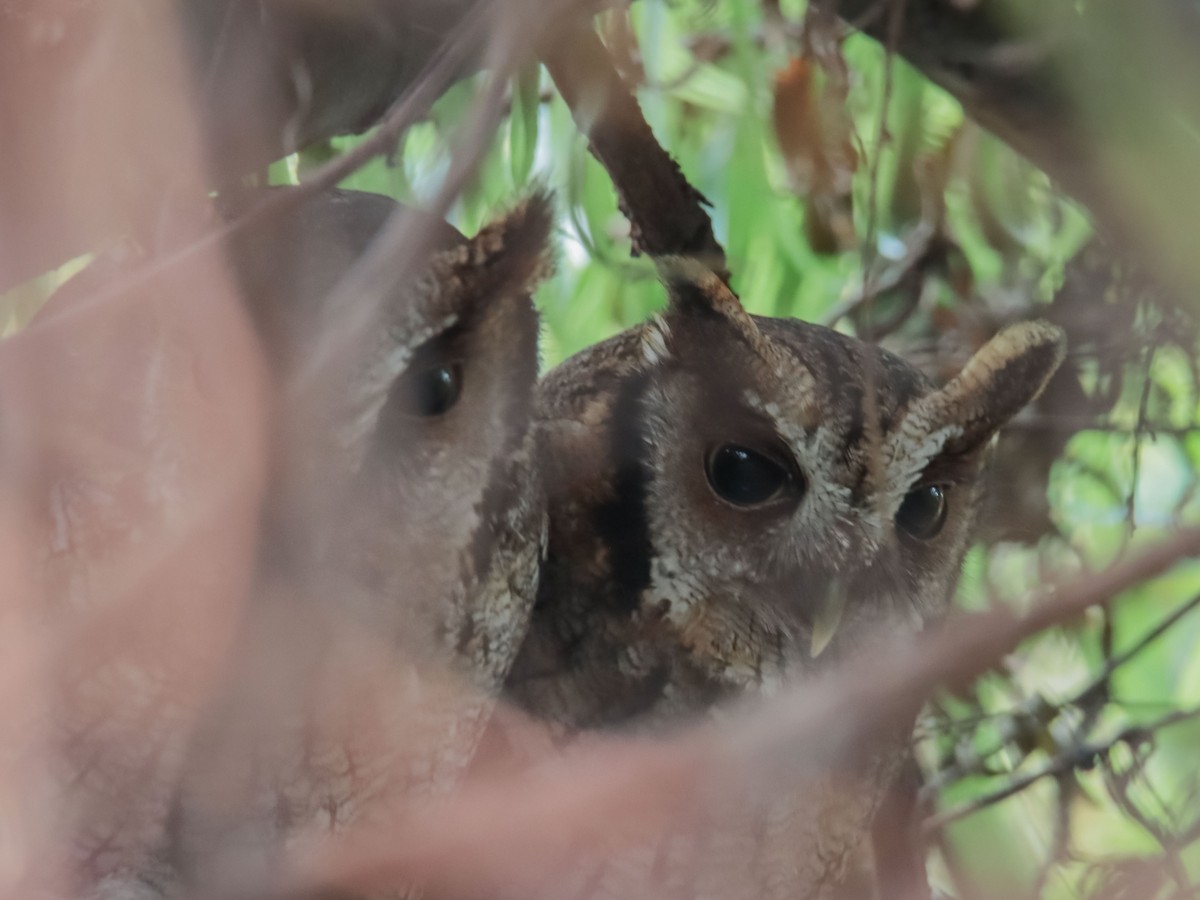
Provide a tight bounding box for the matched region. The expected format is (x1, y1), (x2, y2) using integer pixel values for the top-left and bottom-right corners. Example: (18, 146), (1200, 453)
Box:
(810, 577), (848, 658)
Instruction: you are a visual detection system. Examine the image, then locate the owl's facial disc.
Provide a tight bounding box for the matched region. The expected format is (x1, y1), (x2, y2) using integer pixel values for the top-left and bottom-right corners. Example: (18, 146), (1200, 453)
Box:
(698, 426), (856, 659)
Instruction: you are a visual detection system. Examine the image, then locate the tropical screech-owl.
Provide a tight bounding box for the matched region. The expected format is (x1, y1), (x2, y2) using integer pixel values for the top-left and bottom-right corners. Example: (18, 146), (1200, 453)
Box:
(503, 259), (1065, 898)
(222, 187), (552, 694)
(102, 187), (554, 897)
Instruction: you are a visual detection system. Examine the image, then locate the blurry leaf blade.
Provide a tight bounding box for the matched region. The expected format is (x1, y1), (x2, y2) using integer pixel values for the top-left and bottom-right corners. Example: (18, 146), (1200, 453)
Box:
(509, 61), (541, 188)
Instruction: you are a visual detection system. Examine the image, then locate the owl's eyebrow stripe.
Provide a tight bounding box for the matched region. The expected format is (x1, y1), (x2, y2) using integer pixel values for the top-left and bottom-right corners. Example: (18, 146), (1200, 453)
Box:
(406, 322), (471, 369)
(703, 399), (790, 448)
(913, 449), (980, 487)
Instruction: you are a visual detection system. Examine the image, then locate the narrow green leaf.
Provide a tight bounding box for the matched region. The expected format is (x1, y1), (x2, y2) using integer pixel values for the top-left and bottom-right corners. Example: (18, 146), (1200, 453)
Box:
(509, 61), (541, 188)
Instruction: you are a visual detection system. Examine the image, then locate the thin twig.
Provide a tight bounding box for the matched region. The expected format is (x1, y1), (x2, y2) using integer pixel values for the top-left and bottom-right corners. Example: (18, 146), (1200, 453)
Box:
(1103, 744), (1193, 891)
(856, 0), (910, 334)
(1126, 345), (1158, 532)
(1074, 592), (1200, 709)
(1007, 414), (1200, 438)
(931, 590), (1200, 792)
(924, 706), (1200, 834)
(819, 221), (938, 329)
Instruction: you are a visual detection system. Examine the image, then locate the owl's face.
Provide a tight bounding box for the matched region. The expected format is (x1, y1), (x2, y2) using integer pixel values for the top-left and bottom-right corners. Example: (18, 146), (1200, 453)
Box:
(638, 316), (958, 676)
(227, 189), (552, 659)
(514, 263), (1064, 728)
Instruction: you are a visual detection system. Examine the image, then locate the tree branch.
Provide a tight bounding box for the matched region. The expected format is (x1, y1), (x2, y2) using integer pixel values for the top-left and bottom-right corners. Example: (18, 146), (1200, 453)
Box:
(542, 25), (729, 278)
(813, 0), (1200, 294)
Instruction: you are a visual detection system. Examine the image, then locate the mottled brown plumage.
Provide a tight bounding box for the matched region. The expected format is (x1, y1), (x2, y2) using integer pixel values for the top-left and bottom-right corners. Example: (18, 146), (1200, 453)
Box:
(505, 260), (1065, 898)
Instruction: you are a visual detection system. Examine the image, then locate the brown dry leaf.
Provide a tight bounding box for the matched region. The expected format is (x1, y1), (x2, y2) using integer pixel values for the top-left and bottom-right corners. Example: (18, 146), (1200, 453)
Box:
(772, 54), (858, 254)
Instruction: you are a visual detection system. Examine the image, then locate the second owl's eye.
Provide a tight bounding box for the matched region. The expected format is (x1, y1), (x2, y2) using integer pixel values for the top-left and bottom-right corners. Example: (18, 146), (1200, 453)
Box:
(400, 363), (464, 417)
(705, 443), (795, 507)
(896, 484), (948, 540)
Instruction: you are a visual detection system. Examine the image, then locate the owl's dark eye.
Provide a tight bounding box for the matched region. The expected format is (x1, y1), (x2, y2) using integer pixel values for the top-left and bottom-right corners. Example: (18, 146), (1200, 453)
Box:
(400, 363), (463, 417)
(705, 443), (795, 507)
(896, 484), (948, 540)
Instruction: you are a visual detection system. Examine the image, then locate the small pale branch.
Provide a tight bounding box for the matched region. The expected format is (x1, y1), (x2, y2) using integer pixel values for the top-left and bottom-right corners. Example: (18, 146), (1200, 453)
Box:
(542, 25), (730, 279)
(820, 221), (941, 332)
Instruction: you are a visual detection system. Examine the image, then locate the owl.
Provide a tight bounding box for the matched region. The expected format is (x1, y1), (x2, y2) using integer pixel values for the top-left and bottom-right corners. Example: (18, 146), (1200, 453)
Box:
(50, 187), (554, 898)
(503, 259), (1065, 898)
(219, 187), (552, 694)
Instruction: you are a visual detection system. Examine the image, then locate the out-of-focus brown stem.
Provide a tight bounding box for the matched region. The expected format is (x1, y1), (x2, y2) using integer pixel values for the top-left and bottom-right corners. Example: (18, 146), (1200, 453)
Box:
(814, 0), (1200, 295)
(543, 26), (729, 279)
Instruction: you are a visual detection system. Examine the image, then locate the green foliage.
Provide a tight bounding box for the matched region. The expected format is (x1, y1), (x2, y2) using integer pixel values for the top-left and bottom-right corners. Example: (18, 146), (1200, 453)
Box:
(0, 2), (1194, 895)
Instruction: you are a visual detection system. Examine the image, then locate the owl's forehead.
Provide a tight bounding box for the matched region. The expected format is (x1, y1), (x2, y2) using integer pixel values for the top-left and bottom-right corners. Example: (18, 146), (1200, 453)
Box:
(749, 317), (932, 436)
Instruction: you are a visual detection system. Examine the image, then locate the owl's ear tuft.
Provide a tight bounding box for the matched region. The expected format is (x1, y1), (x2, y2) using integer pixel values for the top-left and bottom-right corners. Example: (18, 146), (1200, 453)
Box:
(461, 189), (556, 294)
(655, 258), (783, 367)
(657, 257), (744, 322)
(430, 190), (556, 320)
(931, 320), (1067, 455)
(493, 189), (556, 269)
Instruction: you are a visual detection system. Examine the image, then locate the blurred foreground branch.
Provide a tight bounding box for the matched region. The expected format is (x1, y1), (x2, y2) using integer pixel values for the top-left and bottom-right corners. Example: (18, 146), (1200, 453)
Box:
(284, 525), (1200, 897)
(0, 0), (612, 290)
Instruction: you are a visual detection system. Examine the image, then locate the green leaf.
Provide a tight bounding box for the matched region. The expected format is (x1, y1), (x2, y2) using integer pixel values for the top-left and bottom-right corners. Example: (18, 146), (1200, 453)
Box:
(509, 61), (541, 188)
